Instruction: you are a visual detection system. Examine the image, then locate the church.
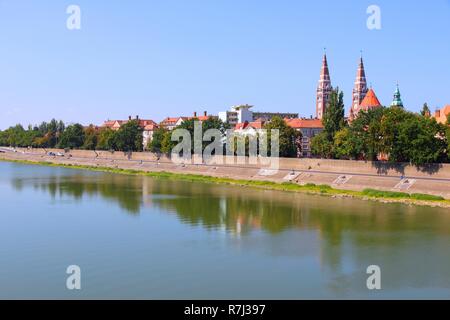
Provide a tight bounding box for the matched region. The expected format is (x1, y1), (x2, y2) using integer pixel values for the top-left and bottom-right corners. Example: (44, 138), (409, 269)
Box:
(315, 53), (404, 122)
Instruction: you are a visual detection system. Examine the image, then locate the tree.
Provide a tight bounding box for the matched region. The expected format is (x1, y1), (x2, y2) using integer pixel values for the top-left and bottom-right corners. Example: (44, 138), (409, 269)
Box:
(310, 132), (334, 159)
(380, 107), (447, 165)
(82, 125), (99, 150)
(323, 88), (345, 140)
(264, 116), (301, 158)
(57, 124), (85, 149)
(400, 116), (447, 165)
(421, 103), (431, 117)
(96, 127), (116, 150)
(347, 107), (384, 160)
(113, 120), (143, 152)
(160, 131), (175, 155)
(148, 127), (168, 153)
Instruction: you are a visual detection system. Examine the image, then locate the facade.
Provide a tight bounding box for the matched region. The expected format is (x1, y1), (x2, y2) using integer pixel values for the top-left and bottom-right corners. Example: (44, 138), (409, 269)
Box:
(160, 112), (217, 130)
(349, 57), (369, 121)
(252, 112), (298, 122)
(285, 118), (324, 157)
(316, 54), (332, 120)
(142, 123), (159, 149)
(218, 105), (254, 126)
(219, 105), (297, 126)
(102, 116), (156, 131)
(434, 105), (450, 124)
(234, 119), (266, 137)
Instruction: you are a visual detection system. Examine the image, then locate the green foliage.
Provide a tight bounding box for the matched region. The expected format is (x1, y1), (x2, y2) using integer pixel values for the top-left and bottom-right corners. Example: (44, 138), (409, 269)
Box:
(264, 116), (302, 158)
(57, 124), (85, 149)
(310, 131), (333, 158)
(161, 131), (175, 155)
(312, 104), (449, 165)
(148, 127), (168, 153)
(380, 108), (447, 165)
(421, 103), (431, 117)
(96, 127), (116, 150)
(82, 125), (99, 150)
(322, 88), (345, 139)
(113, 120), (143, 152)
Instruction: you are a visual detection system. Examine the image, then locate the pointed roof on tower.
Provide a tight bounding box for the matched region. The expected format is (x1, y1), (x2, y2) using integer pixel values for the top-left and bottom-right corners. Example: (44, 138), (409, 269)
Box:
(320, 53), (331, 83)
(356, 56), (366, 82)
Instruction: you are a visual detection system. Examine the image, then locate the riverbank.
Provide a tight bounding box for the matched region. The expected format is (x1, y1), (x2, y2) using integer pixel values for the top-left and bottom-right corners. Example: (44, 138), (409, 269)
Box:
(1, 156), (450, 209)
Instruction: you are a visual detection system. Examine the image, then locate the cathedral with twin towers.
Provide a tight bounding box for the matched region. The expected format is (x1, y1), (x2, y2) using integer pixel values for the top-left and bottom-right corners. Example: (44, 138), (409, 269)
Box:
(315, 52), (403, 121)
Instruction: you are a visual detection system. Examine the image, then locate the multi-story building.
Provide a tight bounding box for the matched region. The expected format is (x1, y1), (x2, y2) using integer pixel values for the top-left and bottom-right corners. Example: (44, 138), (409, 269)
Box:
(252, 112), (298, 122)
(218, 105), (254, 126)
(219, 104), (297, 126)
(160, 112), (217, 130)
(285, 118), (324, 157)
(102, 116), (156, 131)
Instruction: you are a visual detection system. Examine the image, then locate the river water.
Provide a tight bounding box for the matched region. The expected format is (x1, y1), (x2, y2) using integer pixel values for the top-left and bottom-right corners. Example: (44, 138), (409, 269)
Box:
(0, 161), (449, 299)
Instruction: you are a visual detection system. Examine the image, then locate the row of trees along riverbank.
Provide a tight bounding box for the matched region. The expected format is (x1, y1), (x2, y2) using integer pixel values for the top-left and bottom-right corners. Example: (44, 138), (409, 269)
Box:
(1, 94), (450, 166)
(311, 88), (450, 166)
(0, 117), (301, 158)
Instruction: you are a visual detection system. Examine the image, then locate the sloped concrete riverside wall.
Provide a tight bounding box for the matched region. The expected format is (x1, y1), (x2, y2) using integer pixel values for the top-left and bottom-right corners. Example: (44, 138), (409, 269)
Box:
(3, 147), (450, 199)
(19, 148), (450, 178)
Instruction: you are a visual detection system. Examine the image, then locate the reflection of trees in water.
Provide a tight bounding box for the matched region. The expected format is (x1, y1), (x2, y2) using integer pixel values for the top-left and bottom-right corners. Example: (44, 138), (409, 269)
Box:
(12, 174), (144, 214)
(12, 173), (450, 239)
(10, 171), (450, 290)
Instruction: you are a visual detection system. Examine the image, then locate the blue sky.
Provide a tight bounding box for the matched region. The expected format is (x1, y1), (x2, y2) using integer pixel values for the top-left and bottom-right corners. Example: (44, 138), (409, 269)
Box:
(0, 0), (449, 129)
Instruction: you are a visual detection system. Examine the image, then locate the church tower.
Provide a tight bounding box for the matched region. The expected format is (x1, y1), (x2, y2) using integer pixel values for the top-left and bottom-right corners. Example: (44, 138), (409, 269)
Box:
(316, 53), (332, 120)
(349, 56), (369, 121)
(390, 84), (404, 108)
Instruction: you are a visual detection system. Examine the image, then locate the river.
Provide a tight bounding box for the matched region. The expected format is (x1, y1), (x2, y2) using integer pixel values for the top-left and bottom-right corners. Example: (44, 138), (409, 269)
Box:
(0, 161), (449, 299)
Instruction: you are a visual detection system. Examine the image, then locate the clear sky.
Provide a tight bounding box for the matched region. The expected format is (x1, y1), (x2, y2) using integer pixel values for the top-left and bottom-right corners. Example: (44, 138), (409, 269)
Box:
(0, 0), (449, 129)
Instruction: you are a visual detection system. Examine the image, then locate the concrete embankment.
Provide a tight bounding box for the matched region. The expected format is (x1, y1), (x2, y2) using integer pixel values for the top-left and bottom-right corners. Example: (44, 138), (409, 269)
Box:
(2, 147), (450, 200)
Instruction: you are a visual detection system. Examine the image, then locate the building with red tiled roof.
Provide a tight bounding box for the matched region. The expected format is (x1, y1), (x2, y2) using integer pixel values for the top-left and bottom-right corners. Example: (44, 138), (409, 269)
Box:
(234, 119), (266, 135)
(160, 112), (217, 130)
(433, 105), (450, 125)
(285, 118), (324, 157)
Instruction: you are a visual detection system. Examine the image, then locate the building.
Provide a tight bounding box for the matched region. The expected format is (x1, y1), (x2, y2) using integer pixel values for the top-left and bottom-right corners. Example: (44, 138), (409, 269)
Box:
(102, 116), (156, 131)
(316, 53), (332, 120)
(349, 56), (369, 121)
(142, 122), (159, 150)
(234, 119), (266, 136)
(218, 105), (254, 126)
(285, 118), (324, 157)
(219, 104), (297, 126)
(252, 112), (298, 122)
(390, 84), (404, 108)
(434, 105), (450, 124)
(160, 112), (217, 130)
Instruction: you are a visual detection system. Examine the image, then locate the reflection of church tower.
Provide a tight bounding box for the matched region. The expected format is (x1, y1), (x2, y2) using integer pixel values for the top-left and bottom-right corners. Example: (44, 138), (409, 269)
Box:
(316, 53), (332, 120)
(349, 56), (369, 121)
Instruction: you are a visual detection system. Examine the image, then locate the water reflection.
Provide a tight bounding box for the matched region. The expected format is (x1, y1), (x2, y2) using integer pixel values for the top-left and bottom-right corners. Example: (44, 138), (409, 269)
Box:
(9, 166), (450, 295)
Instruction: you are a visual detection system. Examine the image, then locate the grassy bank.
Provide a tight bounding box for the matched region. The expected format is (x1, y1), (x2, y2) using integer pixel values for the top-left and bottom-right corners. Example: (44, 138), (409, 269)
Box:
(1, 157), (449, 208)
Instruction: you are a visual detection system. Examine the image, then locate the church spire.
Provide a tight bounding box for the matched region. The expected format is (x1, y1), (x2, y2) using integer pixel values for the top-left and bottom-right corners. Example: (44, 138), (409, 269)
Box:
(349, 55), (369, 120)
(390, 84), (404, 108)
(316, 52), (332, 119)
